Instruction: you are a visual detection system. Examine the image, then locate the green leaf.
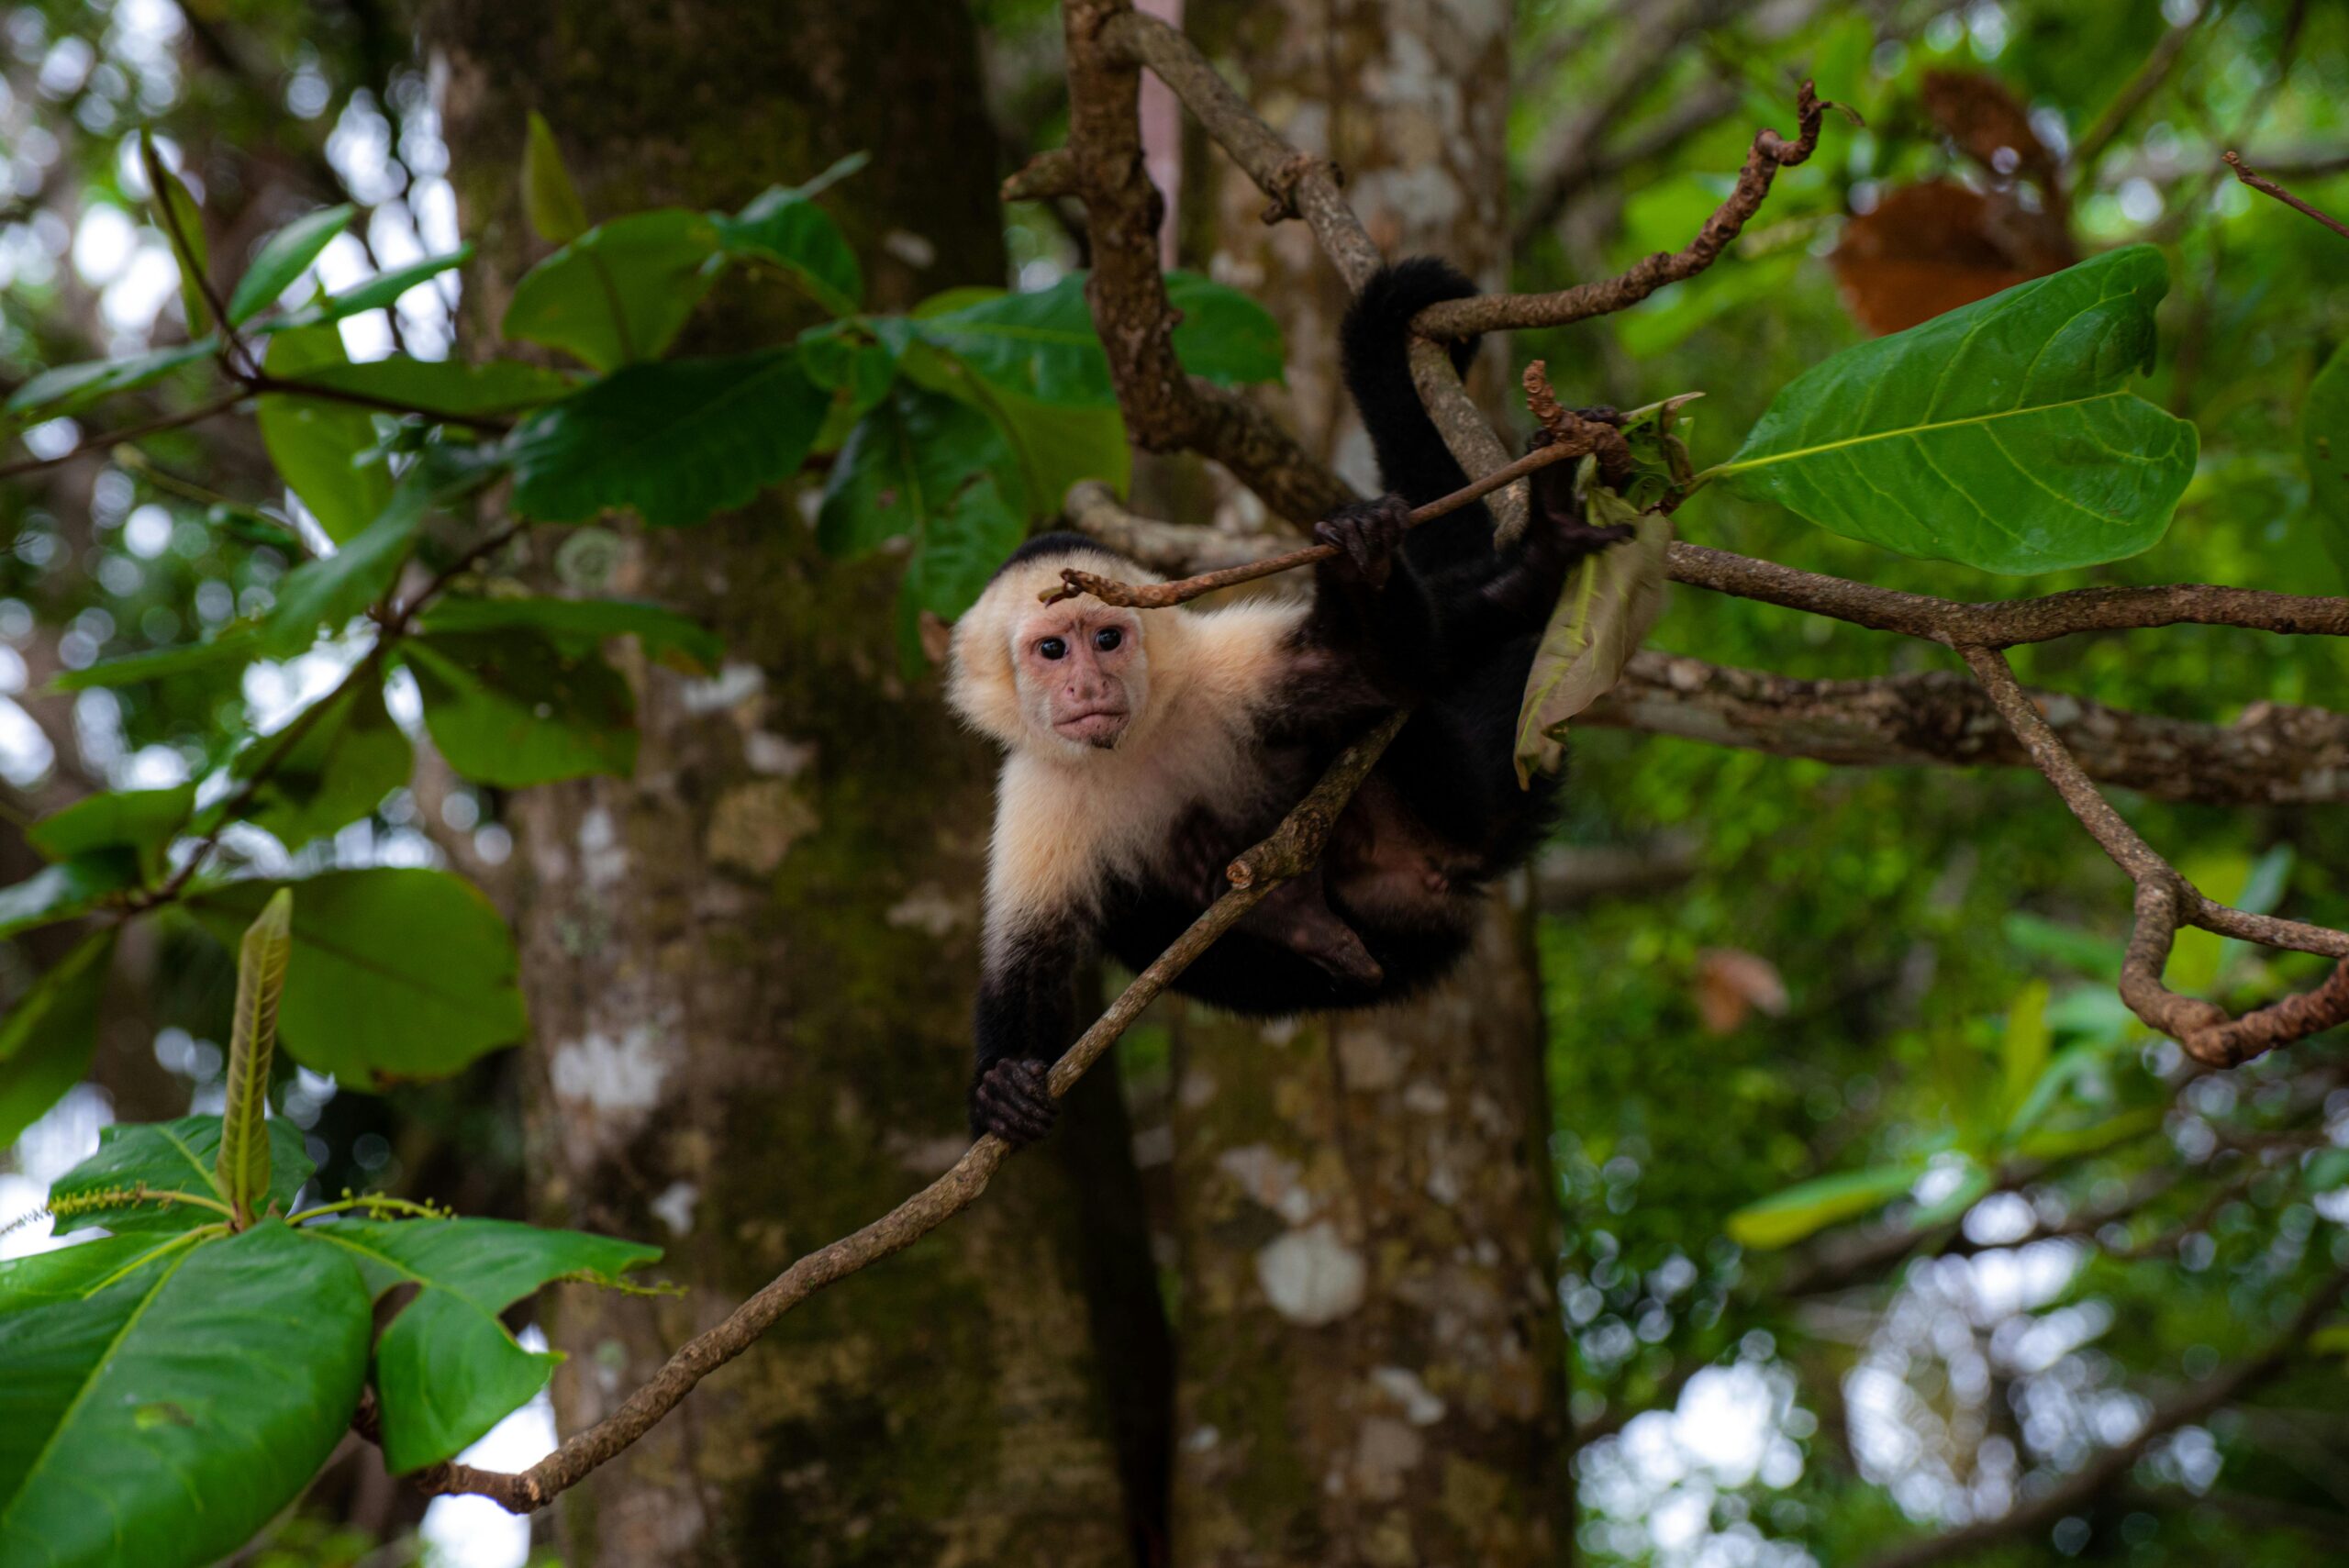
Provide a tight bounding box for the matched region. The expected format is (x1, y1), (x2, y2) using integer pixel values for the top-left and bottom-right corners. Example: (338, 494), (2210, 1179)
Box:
(2011, 1104), (2165, 1163)
(27, 785), (195, 866)
(1725, 1161), (1924, 1250)
(273, 355), (573, 421)
(4, 339), (219, 419)
(1998, 979), (2052, 1128)
(2002, 911), (2125, 982)
(503, 209), (724, 371)
(1711, 246), (2199, 573)
(217, 891), (293, 1226)
(49, 623), (263, 693)
(312, 1218), (659, 1472)
(720, 186), (861, 315)
(0, 1235), (180, 1314)
(910, 270), (1283, 409)
(510, 348), (829, 528)
(404, 629), (638, 787)
(1165, 270), (1287, 387)
(1515, 494), (1673, 785)
(226, 204), (354, 326)
(0, 931), (117, 1151)
(256, 325), (395, 544)
(522, 111), (591, 244)
(268, 247), (475, 331)
(261, 486), (426, 655)
(0, 1222), (371, 1568)
(898, 469), (1027, 671)
(819, 380), (1022, 556)
(0, 852), (139, 940)
(188, 872), (528, 1089)
(418, 595), (724, 672)
(2302, 342), (2349, 590)
(142, 133), (211, 333)
(801, 325), (905, 452)
(904, 338), (1128, 517)
(230, 678), (413, 848)
(50, 1117), (311, 1238)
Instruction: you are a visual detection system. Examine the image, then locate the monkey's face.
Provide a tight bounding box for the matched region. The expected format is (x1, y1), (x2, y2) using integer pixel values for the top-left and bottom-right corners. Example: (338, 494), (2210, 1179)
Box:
(1015, 605), (1147, 751)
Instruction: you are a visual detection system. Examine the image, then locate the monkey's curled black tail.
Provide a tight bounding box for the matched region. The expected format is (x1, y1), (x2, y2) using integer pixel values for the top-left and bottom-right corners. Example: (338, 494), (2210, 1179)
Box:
(1339, 257), (1486, 566)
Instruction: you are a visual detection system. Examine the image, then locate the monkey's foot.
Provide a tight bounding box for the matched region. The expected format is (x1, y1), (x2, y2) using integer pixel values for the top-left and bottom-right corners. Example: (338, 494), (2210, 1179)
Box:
(1313, 495), (1411, 588)
(973, 1059), (1057, 1147)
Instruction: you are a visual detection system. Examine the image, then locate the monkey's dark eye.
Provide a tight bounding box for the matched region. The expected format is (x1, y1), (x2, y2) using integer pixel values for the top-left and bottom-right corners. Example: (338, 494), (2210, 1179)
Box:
(1038, 638), (1067, 661)
(1094, 628), (1122, 652)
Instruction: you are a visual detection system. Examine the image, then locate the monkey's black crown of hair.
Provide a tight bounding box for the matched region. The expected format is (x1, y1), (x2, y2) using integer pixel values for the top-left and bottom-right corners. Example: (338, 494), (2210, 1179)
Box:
(989, 529), (1137, 582)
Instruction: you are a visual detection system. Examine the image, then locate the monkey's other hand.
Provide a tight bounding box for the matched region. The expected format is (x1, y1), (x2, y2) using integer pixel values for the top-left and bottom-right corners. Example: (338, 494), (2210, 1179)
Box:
(1314, 495), (1410, 589)
(973, 1058), (1057, 1146)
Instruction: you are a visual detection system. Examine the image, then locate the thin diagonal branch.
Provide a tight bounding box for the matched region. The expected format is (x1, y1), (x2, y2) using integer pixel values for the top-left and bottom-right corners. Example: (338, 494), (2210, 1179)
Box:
(0, 394), (248, 480)
(2225, 150), (2349, 240)
(412, 713), (1409, 1513)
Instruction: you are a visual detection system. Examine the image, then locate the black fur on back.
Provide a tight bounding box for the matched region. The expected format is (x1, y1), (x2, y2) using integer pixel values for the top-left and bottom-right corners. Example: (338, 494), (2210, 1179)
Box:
(1339, 257), (1489, 573)
(991, 529), (1137, 581)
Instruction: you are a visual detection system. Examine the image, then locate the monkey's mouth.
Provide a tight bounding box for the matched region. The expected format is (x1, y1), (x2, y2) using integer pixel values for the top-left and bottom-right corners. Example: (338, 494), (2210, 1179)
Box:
(1054, 708), (1130, 747)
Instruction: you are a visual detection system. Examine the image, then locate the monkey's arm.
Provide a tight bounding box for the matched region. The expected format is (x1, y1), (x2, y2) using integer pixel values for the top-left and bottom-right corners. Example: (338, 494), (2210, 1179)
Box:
(970, 917), (1086, 1144)
(1289, 495), (1444, 712)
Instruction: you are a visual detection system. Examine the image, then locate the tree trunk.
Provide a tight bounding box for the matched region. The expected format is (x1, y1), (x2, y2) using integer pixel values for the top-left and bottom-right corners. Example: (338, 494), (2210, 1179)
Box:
(1162, 5), (1575, 1564)
(427, 6), (1156, 1563)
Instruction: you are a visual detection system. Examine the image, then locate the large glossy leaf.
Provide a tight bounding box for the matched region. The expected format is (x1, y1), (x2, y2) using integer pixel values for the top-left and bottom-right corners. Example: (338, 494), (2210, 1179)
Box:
(49, 1117), (311, 1239)
(2303, 342), (2349, 590)
(256, 325), (395, 544)
(189, 871), (528, 1089)
(522, 111), (590, 244)
(510, 349), (829, 528)
(502, 209), (724, 371)
(4, 340), (219, 420)
(312, 1218), (660, 1472)
(404, 628), (638, 787)
(0, 1222), (371, 1568)
(217, 891), (293, 1226)
(274, 355), (573, 422)
(911, 270), (1284, 410)
(1724, 1161), (1926, 1250)
(27, 785), (194, 865)
(1514, 495), (1673, 786)
(0, 931), (117, 1150)
(718, 186), (860, 315)
(0, 852), (138, 940)
(230, 678), (413, 849)
(1711, 245), (2198, 573)
(0, 1235), (178, 1314)
(418, 595), (724, 671)
(226, 204), (353, 325)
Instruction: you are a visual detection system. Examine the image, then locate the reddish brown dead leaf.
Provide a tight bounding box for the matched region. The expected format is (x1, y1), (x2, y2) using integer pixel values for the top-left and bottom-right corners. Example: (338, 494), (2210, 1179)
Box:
(1695, 947), (1789, 1036)
(1920, 69), (2061, 192)
(1831, 181), (2075, 335)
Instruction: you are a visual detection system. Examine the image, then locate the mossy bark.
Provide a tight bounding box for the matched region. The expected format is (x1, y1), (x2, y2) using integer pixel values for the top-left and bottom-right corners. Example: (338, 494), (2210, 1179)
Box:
(427, 6), (1152, 1562)
(1163, 5), (1575, 1563)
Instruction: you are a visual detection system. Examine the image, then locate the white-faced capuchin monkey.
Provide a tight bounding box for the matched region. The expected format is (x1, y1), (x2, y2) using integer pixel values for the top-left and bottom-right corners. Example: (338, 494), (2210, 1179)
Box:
(947, 258), (1631, 1144)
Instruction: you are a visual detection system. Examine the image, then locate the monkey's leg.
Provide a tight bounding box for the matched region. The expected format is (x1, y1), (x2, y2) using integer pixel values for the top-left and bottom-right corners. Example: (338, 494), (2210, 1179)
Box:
(1237, 869), (1385, 987)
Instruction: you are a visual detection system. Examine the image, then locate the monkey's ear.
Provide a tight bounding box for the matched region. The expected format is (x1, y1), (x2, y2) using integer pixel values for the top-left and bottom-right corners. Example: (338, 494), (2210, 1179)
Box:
(918, 610), (955, 665)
